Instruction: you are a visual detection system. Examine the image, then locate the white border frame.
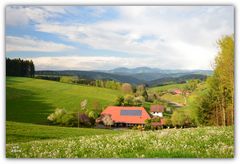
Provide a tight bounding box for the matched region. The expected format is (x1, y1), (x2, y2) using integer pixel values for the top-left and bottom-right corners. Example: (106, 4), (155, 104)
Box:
(1, 0), (239, 163)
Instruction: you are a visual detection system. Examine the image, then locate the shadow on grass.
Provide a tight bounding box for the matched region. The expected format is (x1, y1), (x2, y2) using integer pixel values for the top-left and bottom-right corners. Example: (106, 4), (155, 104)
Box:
(6, 86), (55, 124)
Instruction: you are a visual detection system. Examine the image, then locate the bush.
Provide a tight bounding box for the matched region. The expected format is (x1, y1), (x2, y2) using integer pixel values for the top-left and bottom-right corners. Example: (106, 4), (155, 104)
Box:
(133, 96), (145, 106)
(61, 113), (77, 127)
(114, 96), (124, 106)
(76, 113), (92, 127)
(171, 110), (196, 128)
(101, 114), (113, 128)
(48, 109), (93, 127)
(47, 108), (67, 125)
(132, 126), (138, 130)
(137, 125), (144, 131)
(121, 83), (133, 94)
(144, 124), (151, 131)
(163, 117), (172, 128)
(123, 94), (134, 106)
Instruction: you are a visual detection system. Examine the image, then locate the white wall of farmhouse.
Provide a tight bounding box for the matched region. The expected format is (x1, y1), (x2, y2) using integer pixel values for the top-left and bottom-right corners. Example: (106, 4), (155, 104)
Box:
(150, 112), (163, 117)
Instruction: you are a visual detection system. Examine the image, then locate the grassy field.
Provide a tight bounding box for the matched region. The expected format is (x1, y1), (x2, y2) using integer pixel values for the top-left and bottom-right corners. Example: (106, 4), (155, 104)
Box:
(6, 121), (121, 144)
(6, 126), (234, 158)
(149, 83), (206, 105)
(149, 83), (186, 92)
(6, 77), (122, 124)
(6, 77), (234, 158)
(161, 93), (185, 105)
(148, 83), (186, 105)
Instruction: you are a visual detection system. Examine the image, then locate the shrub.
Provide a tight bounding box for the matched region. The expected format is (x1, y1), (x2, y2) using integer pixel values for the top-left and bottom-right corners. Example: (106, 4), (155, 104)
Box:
(171, 110), (195, 128)
(144, 124), (151, 131)
(163, 117), (172, 128)
(61, 113), (77, 127)
(48, 109), (93, 127)
(123, 94), (134, 106)
(121, 83), (133, 94)
(133, 96), (145, 106)
(87, 110), (99, 119)
(76, 113), (91, 127)
(137, 125), (144, 131)
(47, 108), (67, 125)
(114, 96), (124, 106)
(132, 126), (138, 130)
(101, 114), (113, 128)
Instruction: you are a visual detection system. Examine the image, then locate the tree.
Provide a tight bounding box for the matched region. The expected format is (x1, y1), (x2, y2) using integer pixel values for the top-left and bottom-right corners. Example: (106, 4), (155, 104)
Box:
(102, 114), (113, 128)
(114, 96), (124, 106)
(195, 35), (234, 126)
(61, 113), (77, 127)
(47, 109), (94, 127)
(88, 110), (98, 119)
(121, 83), (133, 94)
(171, 111), (184, 127)
(171, 110), (193, 128)
(136, 85), (148, 100)
(6, 58), (35, 77)
(133, 96), (145, 106)
(163, 117), (172, 128)
(124, 94), (134, 106)
(78, 99), (88, 128)
(92, 100), (102, 115)
(47, 108), (67, 125)
(76, 112), (91, 127)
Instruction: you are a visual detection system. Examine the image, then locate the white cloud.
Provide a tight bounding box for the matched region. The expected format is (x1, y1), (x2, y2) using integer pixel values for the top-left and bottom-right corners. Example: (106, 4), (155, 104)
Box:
(6, 6), (67, 26)
(6, 6), (234, 70)
(6, 36), (74, 52)
(26, 54), (214, 71)
(34, 6), (233, 70)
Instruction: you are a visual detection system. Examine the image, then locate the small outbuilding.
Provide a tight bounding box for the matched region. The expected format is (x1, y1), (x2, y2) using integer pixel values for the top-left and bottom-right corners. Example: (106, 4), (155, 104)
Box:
(150, 105), (164, 117)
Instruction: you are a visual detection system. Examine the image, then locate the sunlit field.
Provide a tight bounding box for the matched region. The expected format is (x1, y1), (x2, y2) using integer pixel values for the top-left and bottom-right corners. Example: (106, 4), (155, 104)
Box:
(6, 126), (233, 158)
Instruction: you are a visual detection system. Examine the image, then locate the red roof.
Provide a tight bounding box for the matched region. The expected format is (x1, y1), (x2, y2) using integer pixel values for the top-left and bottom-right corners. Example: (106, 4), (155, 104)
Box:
(173, 89), (182, 94)
(101, 106), (150, 124)
(150, 105), (164, 112)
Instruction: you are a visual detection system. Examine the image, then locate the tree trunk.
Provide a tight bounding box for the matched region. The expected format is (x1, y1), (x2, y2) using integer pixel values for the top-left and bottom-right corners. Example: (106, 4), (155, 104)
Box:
(222, 97), (226, 126)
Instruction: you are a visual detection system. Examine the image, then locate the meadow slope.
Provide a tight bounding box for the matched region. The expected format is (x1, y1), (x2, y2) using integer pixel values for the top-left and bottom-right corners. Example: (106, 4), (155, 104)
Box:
(6, 77), (234, 158)
(6, 77), (122, 124)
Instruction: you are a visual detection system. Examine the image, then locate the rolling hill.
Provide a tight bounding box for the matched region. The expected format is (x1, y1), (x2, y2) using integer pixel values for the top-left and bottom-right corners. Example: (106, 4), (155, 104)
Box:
(36, 68), (212, 86)
(6, 77), (122, 124)
(36, 70), (143, 85)
(147, 74), (208, 87)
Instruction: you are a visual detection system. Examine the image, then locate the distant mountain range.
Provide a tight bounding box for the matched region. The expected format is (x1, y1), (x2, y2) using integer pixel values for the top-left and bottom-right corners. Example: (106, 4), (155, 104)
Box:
(36, 67), (213, 86)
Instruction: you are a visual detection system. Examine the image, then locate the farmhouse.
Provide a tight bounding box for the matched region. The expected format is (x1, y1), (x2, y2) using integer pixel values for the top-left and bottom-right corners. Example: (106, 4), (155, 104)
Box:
(97, 106), (150, 127)
(172, 89), (182, 95)
(150, 105), (164, 117)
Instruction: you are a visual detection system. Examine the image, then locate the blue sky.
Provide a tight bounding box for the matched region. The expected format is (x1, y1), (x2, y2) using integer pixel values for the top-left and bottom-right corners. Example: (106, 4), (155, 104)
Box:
(5, 6), (234, 70)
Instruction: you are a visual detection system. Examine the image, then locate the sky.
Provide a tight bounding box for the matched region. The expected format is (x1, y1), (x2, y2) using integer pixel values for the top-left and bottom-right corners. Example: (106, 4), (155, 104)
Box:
(5, 6), (234, 70)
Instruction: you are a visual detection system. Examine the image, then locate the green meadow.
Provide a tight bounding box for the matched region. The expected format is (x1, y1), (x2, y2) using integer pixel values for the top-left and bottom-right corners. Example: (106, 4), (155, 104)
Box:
(6, 121), (121, 144)
(6, 77), (234, 158)
(6, 77), (122, 124)
(149, 83), (186, 92)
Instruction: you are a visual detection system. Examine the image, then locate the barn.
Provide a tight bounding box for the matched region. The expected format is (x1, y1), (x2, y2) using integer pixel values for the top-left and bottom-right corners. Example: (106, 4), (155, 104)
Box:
(97, 106), (151, 127)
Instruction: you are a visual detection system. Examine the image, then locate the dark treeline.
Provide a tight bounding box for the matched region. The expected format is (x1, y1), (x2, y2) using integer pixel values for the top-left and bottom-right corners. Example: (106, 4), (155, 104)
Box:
(6, 58), (35, 77)
(59, 76), (122, 90)
(35, 75), (60, 81)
